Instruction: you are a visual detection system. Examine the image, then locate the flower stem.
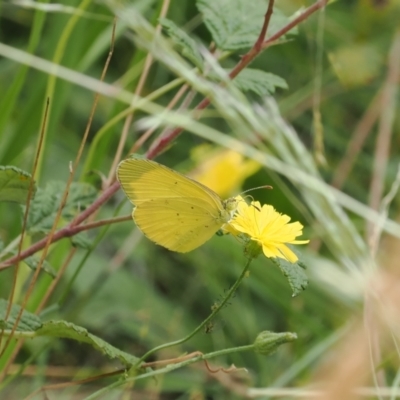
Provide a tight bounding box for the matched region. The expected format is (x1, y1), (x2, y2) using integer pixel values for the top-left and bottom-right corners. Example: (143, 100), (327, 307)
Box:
(84, 342), (255, 400)
(136, 257), (253, 365)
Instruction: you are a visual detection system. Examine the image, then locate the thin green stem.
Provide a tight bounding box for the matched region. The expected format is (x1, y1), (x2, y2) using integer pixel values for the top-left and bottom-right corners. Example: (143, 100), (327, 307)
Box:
(81, 76), (185, 177)
(136, 257), (253, 365)
(84, 342), (255, 400)
(59, 203), (128, 308)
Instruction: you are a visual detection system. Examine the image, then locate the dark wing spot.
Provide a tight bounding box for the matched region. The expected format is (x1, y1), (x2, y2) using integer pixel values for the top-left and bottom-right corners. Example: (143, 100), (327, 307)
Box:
(205, 225), (209, 228)
(176, 213), (180, 216)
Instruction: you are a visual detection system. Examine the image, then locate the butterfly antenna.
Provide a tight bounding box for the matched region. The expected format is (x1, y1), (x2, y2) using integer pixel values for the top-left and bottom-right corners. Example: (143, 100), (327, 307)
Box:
(237, 186), (272, 210)
(238, 185), (272, 196)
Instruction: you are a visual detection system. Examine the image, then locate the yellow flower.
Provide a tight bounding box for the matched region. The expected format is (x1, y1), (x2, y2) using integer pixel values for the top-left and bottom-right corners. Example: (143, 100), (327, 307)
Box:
(228, 196), (309, 263)
(190, 146), (260, 198)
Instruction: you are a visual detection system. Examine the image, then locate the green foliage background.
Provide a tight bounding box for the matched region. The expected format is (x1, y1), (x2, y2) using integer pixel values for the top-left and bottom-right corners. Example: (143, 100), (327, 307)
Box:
(1, 0), (400, 398)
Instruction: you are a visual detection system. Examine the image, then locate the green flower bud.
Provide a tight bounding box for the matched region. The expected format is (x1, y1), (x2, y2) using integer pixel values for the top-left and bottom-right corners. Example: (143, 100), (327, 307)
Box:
(254, 331), (297, 356)
(244, 240), (263, 259)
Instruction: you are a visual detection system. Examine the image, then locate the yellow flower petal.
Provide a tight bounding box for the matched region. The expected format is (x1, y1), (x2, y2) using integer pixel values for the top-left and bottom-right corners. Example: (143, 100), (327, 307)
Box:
(228, 199), (309, 263)
(190, 148), (261, 197)
(273, 243), (299, 263)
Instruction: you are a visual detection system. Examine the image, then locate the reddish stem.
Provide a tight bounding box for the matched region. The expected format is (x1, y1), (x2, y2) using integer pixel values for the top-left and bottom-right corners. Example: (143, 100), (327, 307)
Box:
(147, 0), (329, 159)
(0, 0), (329, 271)
(0, 182), (121, 270)
(254, 0), (275, 52)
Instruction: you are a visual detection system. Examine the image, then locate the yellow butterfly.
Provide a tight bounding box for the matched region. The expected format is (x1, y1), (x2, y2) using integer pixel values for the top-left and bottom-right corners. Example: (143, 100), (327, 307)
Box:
(117, 157), (238, 253)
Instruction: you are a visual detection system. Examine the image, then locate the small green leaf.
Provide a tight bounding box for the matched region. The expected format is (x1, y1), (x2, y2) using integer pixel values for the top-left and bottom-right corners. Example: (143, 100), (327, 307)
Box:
(233, 69), (288, 95)
(0, 166), (35, 204)
(36, 320), (141, 368)
(0, 299), (42, 332)
(7, 250), (57, 278)
(22, 256), (57, 278)
(197, 0), (294, 51)
(0, 300), (141, 368)
(270, 250), (308, 296)
(160, 18), (204, 70)
(26, 181), (97, 234)
(71, 232), (92, 249)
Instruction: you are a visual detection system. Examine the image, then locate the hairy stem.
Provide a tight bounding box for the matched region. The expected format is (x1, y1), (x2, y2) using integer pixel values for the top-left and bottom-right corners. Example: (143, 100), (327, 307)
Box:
(136, 258), (252, 365)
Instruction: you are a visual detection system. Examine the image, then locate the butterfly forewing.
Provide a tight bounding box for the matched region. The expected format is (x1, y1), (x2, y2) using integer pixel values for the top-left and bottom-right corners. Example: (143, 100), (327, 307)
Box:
(117, 158), (222, 210)
(134, 198), (226, 252)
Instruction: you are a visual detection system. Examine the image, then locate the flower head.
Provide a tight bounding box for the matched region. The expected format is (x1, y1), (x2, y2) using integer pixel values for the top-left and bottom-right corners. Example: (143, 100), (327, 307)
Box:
(190, 147), (260, 198)
(227, 196), (309, 263)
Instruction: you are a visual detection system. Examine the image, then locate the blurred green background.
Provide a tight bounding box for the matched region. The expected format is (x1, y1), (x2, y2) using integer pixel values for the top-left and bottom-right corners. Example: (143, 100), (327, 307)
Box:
(0, 0), (400, 398)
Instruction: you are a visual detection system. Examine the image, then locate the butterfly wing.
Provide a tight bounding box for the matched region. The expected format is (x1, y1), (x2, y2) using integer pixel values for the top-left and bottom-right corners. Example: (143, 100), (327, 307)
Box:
(133, 198), (225, 253)
(117, 157), (223, 209)
(117, 157), (234, 252)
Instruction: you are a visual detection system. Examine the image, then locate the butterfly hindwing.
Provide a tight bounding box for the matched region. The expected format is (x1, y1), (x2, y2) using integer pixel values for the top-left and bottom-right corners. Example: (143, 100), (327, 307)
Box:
(134, 198), (225, 253)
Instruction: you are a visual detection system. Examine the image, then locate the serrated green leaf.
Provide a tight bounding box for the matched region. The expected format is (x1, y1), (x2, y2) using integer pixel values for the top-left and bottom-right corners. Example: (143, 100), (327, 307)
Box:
(197, 0), (294, 51)
(26, 181), (97, 234)
(160, 18), (204, 71)
(71, 232), (92, 249)
(0, 300), (141, 368)
(270, 250), (308, 296)
(0, 299), (42, 332)
(36, 320), (141, 368)
(0, 166), (36, 204)
(7, 250), (57, 278)
(0, 299), (140, 368)
(22, 256), (57, 278)
(233, 69), (288, 95)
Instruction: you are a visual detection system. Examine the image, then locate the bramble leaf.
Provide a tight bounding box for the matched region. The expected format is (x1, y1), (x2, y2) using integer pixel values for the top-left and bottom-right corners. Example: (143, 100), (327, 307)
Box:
(0, 299), (42, 332)
(160, 18), (204, 70)
(36, 320), (141, 368)
(233, 69), (288, 95)
(197, 0), (294, 51)
(0, 166), (35, 204)
(71, 232), (92, 249)
(0, 300), (141, 368)
(22, 255), (57, 278)
(26, 182), (97, 234)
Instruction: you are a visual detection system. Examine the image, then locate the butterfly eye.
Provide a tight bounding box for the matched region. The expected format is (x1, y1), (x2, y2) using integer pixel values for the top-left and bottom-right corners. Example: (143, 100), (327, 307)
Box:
(224, 198), (238, 213)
